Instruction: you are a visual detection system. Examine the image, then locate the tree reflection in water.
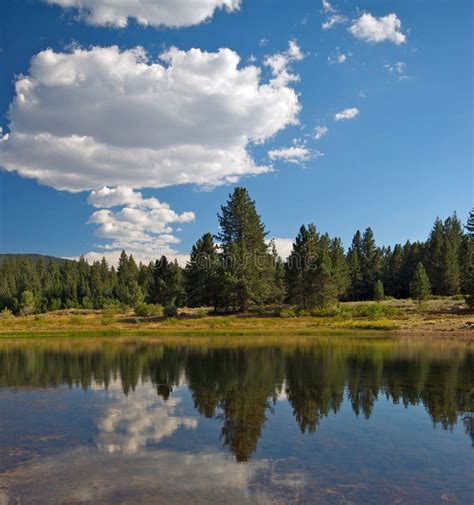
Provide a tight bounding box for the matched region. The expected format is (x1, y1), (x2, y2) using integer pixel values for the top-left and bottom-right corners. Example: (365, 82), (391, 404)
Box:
(0, 338), (472, 461)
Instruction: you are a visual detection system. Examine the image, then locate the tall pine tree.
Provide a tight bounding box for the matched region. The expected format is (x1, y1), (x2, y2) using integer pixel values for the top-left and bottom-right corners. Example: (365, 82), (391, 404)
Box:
(216, 187), (274, 312)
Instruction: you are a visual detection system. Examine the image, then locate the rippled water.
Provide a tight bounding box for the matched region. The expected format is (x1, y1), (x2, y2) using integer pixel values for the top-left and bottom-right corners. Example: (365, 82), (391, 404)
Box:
(0, 337), (472, 504)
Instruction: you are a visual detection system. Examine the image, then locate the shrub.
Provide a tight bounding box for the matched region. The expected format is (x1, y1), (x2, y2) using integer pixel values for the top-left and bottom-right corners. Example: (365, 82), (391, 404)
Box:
(374, 280), (385, 303)
(134, 303), (163, 318)
(311, 306), (341, 317)
(352, 303), (401, 318)
(163, 305), (178, 318)
(101, 305), (118, 325)
(81, 297), (94, 309)
(49, 298), (62, 311)
(297, 309), (311, 317)
(19, 290), (36, 316)
(279, 308), (296, 318)
(70, 315), (84, 325)
(64, 299), (80, 309)
(0, 308), (14, 320)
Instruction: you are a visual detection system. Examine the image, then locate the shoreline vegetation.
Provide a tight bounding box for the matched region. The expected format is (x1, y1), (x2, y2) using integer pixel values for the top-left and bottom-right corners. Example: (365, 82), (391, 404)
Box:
(1, 189), (473, 337)
(1, 298), (473, 340)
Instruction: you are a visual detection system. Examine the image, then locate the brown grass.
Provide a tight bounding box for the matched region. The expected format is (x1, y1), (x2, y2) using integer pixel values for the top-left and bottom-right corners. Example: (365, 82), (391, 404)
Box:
(0, 298), (472, 339)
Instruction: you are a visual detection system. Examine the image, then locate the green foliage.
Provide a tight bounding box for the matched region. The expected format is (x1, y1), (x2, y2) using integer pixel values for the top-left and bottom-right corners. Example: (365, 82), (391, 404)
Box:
(347, 231), (363, 301)
(19, 290), (36, 316)
(410, 263), (431, 306)
(116, 252), (144, 307)
(279, 308), (297, 318)
(349, 303), (400, 318)
(360, 227), (381, 299)
(101, 305), (118, 325)
(0, 195), (469, 316)
(70, 314), (84, 325)
(185, 233), (220, 308)
(163, 305), (178, 318)
(463, 237), (474, 309)
(286, 225), (338, 310)
(216, 187), (275, 312)
(310, 306), (341, 317)
(134, 303), (163, 318)
(149, 256), (184, 307)
(465, 208), (474, 238)
(374, 280), (384, 302)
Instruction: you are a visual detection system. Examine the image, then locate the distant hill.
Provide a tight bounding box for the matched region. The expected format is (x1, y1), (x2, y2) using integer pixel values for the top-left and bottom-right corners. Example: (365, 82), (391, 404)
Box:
(0, 253), (70, 265)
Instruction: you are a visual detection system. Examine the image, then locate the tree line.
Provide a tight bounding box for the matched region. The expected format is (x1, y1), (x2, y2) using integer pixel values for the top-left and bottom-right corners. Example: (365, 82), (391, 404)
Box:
(1, 187), (473, 315)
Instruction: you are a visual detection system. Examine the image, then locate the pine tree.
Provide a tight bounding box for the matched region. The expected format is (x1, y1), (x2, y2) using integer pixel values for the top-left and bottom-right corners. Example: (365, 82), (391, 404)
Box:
(101, 257), (115, 300)
(399, 241), (422, 298)
(185, 233), (220, 308)
(442, 239), (460, 295)
(373, 280), (384, 303)
(347, 231), (363, 301)
(286, 225), (338, 309)
(216, 187), (274, 312)
(137, 262), (152, 302)
(460, 236), (474, 295)
(426, 218), (445, 295)
(286, 224), (319, 309)
(383, 244), (403, 298)
(89, 260), (103, 307)
(464, 255), (474, 308)
(116, 251), (143, 306)
(330, 237), (349, 299)
(360, 227), (380, 299)
(150, 256), (183, 307)
(60, 261), (79, 307)
(44, 260), (62, 310)
(315, 234), (338, 308)
(19, 290), (36, 315)
(76, 255), (91, 306)
(0, 258), (18, 312)
(465, 209), (474, 238)
(441, 214), (462, 295)
(267, 241), (285, 305)
(410, 263), (431, 306)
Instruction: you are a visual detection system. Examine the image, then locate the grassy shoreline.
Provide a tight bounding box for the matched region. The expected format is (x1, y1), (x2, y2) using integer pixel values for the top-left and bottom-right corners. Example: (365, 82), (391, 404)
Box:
(1, 298), (473, 340)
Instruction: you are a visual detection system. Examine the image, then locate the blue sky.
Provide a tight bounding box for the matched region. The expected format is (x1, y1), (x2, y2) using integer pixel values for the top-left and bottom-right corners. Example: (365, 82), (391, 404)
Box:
(0, 0), (472, 263)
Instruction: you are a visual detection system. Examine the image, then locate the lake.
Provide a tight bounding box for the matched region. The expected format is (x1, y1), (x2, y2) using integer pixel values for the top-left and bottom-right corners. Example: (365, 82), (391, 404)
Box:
(0, 337), (472, 504)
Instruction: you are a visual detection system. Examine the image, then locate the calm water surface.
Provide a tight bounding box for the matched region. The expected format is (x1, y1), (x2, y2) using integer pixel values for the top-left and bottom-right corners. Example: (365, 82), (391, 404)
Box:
(0, 337), (472, 504)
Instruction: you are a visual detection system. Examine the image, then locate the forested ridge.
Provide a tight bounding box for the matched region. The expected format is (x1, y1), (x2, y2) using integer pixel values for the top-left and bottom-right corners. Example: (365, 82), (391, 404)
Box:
(1, 187), (473, 315)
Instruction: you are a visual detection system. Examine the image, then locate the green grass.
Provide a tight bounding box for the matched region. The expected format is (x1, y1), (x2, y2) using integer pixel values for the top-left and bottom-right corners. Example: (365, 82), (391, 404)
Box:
(0, 326), (388, 340)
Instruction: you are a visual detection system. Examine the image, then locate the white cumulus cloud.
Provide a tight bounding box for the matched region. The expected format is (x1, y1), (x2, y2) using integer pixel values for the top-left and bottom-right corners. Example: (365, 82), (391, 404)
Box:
(322, 14), (347, 30)
(270, 237), (294, 260)
(268, 146), (314, 164)
(0, 44), (301, 192)
(44, 0), (240, 28)
(85, 186), (194, 265)
(385, 61), (406, 74)
(334, 107), (359, 121)
(314, 126), (328, 140)
(321, 0), (347, 29)
(349, 13), (406, 45)
(321, 0), (335, 14)
(328, 48), (349, 64)
(264, 40), (304, 87)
